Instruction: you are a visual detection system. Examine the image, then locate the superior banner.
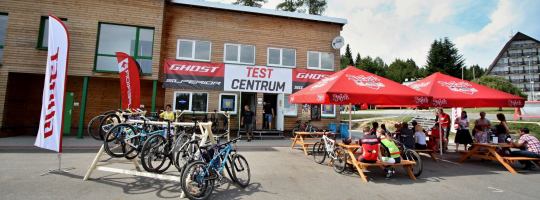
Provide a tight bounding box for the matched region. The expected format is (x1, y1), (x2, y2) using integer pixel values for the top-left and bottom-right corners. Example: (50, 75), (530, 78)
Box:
(163, 59), (224, 90)
(224, 64), (292, 94)
(35, 16), (69, 152)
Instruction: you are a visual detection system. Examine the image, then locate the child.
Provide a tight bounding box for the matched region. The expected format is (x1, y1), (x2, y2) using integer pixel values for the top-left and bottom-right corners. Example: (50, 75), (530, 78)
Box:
(414, 125), (427, 149)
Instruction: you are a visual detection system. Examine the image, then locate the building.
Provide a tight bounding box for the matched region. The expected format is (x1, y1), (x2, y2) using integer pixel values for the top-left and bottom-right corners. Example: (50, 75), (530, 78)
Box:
(486, 32), (540, 100)
(0, 0), (346, 137)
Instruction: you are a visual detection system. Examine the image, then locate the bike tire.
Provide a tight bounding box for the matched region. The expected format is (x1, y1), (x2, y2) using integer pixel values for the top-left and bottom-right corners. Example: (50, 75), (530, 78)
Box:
(174, 134), (193, 172)
(103, 124), (135, 158)
(230, 154), (251, 188)
(333, 146), (348, 173)
(140, 134), (168, 173)
(404, 149), (423, 177)
(87, 115), (104, 140)
(180, 161), (214, 200)
(312, 141), (326, 164)
(99, 113), (121, 140)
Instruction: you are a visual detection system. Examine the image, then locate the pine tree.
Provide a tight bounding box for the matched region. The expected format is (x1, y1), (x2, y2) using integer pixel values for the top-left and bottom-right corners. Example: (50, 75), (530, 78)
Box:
(387, 58), (419, 83)
(276, 0), (303, 12)
(233, 0), (267, 7)
(425, 37), (465, 77)
(302, 0), (327, 15)
(340, 44), (354, 69)
(354, 53), (361, 67)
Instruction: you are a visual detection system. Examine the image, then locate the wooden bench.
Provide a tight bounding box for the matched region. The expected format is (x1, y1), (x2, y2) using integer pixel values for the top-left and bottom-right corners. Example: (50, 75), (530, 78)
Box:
(290, 132), (327, 156)
(354, 160), (417, 182)
(503, 157), (540, 166)
(414, 149), (438, 161)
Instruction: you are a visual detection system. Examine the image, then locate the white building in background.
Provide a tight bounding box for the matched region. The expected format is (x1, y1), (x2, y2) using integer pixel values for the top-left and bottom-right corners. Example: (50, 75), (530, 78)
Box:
(486, 32), (540, 101)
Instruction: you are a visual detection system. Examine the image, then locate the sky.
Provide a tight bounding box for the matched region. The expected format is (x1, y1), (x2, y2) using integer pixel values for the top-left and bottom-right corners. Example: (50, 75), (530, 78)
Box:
(208, 0), (540, 68)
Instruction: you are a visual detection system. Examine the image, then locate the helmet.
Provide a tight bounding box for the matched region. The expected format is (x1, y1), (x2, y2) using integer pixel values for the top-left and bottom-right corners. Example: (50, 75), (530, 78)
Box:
(342, 138), (352, 145)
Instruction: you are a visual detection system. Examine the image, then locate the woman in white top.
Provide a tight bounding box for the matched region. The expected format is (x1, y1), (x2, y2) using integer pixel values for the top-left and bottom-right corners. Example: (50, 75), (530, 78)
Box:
(455, 111), (474, 151)
(414, 125), (427, 149)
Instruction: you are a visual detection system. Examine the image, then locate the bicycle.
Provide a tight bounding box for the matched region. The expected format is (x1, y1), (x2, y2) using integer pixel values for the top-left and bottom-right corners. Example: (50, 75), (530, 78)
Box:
(381, 136), (423, 177)
(99, 109), (147, 140)
(87, 110), (116, 140)
(180, 137), (250, 200)
(311, 131), (348, 173)
(292, 120), (320, 138)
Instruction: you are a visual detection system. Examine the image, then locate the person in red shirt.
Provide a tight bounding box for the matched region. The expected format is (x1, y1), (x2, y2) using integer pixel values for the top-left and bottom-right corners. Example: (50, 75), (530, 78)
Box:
(436, 108), (450, 151)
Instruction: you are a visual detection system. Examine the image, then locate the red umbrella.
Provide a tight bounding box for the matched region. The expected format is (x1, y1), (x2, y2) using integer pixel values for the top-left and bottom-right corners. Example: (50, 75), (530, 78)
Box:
(289, 66), (431, 106)
(408, 72), (525, 108)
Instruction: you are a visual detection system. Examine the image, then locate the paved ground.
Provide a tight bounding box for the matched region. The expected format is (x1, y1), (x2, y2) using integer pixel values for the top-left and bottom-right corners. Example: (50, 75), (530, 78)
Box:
(1, 136), (540, 200)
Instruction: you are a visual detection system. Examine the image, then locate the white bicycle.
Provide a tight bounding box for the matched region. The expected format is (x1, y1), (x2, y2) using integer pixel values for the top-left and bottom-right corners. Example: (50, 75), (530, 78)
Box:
(312, 131), (348, 173)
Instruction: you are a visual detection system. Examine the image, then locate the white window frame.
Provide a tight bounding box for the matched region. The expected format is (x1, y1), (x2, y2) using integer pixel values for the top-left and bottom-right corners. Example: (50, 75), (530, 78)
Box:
(223, 43), (256, 65)
(307, 51), (334, 71)
(267, 47), (296, 68)
(218, 93), (238, 114)
(173, 91), (209, 113)
(321, 104), (336, 118)
(176, 39), (212, 62)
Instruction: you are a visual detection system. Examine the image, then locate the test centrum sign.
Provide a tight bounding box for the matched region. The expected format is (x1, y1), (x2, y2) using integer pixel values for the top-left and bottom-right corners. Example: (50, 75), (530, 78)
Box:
(224, 64), (292, 94)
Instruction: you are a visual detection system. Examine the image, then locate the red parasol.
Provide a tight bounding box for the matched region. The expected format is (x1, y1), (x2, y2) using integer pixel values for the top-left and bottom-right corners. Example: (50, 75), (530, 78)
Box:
(289, 66), (431, 106)
(407, 72), (525, 108)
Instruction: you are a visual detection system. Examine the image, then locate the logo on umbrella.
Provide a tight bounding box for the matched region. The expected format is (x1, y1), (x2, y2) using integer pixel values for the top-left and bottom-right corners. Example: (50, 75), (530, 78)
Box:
(332, 93), (350, 102)
(316, 94), (325, 102)
(346, 75), (385, 90)
(433, 99), (448, 106)
(409, 82), (430, 91)
(438, 81), (478, 95)
(310, 76), (337, 90)
(508, 100), (523, 107)
(414, 96), (429, 105)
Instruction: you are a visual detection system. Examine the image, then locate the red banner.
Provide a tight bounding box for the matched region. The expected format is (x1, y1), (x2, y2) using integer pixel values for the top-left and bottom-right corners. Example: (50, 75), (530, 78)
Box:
(163, 59), (225, 90)
(292, 68), (335, 92)
(116, 52), (141, 109)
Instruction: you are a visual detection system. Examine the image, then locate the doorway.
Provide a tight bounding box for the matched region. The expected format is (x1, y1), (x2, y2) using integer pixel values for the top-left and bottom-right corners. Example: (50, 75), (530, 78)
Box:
(263, 94), (277, 130)
(240, 92), (257, 129)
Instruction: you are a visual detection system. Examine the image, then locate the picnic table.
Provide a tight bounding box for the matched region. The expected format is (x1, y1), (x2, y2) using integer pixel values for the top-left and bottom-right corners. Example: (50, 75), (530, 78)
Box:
(458, 143), (540, 174)
(414, 149), (438, 161)
(337, 143), (416, 182)
(290, 132), (326, 155)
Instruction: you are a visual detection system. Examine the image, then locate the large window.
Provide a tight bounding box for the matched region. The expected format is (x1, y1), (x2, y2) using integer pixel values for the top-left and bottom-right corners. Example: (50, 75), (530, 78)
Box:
(37, 16), (68, 50)
(0, 13), (7, 65)
(224, 43), (255, 65)
(284, 94), (297, 116)
(177, 39), (211, 62)
(308, 51), (334, 71)
(95, 23), (154, 74)
(174, 92), (208, 112)
(267, 47), (296, 68)
(321, 104), (336, 118)
(219, 93), (237, 114)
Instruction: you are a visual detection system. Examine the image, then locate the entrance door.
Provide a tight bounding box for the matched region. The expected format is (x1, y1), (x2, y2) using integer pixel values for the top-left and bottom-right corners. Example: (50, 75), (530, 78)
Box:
(276, 94), (285, 131)
(240, 92), (257, 129)
(262, 94), (277, 130)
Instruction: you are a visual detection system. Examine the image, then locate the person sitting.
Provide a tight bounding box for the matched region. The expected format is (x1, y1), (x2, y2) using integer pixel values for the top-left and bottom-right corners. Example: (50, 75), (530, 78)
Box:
(399, 122), (415, 149)
(414, 125), (427, 150)
(159, 104), (175, 121)
(370, 122), (379, 135)
(473, 124), (488, 143)
(358, 126), (380, 164)
(379, 130), (401, 178)
(380, 124), (390, 136)
(510, 128), (540, 170)
(427, 123), (441, 151)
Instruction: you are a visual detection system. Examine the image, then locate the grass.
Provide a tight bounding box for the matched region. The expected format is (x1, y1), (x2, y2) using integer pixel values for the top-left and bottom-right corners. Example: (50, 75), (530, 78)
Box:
(444, 107), (515, 115)
(351, 116), (414, 131)
(341, 114), (383, 120)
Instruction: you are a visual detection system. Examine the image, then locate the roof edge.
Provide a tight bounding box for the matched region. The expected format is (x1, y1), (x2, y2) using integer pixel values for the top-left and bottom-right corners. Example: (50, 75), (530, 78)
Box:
(170, 0), (347, 25)
(486, 32), (540, 74)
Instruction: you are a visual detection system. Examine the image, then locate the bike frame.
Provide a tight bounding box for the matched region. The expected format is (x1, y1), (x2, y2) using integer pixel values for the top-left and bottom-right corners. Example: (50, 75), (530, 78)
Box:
(321, 134), (337, 159)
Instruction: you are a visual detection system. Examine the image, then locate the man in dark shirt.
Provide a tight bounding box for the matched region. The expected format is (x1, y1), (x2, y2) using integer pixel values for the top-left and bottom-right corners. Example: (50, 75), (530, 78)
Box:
(241, 105), (254, 142)
(263, 102), (274, 130)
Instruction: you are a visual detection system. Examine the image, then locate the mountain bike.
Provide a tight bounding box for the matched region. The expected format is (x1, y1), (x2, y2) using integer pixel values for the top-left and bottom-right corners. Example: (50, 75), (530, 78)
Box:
(381, 137), (423, 177)
(87, 110), (116, 140)
(103, 116), (164, 160)
(311, 131), (348, 173)
(292, 120), (320, 138)
(99, 109), (147, 140)
(180, 137), (250, 200)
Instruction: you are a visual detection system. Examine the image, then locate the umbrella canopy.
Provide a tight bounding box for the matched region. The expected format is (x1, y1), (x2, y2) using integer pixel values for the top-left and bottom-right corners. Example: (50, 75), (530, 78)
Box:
(289, 66), (431, 106)
(407, 72), (525, 108)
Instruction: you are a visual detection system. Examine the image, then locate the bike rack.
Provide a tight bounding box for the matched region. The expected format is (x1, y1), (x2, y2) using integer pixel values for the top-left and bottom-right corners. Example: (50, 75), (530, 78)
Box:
(83, 121), (216, 199)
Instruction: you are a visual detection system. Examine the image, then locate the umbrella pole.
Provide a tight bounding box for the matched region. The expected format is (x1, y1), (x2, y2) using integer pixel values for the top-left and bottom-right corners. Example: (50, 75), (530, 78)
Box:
(349, 103), (352, 139)
(437, 108), (443, 156)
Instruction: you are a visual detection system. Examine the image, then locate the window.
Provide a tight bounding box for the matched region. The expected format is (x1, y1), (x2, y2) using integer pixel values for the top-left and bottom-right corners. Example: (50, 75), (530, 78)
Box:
(267, 47), (296, 68)
(173, 92), (208, 112)
(0, 13), (7, 65)
(224, 43), (255, 64)
(308, 51), (334, 70)
(177, 39), (211, 61)
(37, 16), (67, 50)
(219, 93), (237, 114)
(284, 94), (297, 116)
(95, 23), (154, 74)
(321, 104), (336, 118)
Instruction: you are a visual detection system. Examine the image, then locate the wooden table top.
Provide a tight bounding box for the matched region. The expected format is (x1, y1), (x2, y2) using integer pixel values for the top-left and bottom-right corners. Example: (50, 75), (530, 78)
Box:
(294, 132), (334, 136)
(337, 143), (361, 149)
(472, 143), (512, 148)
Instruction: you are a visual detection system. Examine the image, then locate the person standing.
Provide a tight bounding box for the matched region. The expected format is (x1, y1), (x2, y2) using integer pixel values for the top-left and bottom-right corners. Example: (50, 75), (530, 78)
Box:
(495, 113), (511, 143)
(454, 111), (473, 151)
(436, 108), (451, 150)
(159, 104), (175, 121)
(263, 102), (274, 130)
(474, 112), (491, 143)
(241, 105), (254, 142)
(511, 128), (540, 170)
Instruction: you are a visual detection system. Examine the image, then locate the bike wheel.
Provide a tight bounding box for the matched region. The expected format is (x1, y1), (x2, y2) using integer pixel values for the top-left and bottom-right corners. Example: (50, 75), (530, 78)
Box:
(141, 134), (168, 173)
(403, 149), (423, 177)
(87, 115), (104, 140)
(312, 141), (326, 164)
(99, 113), (121, 140)
(181, 161), (214, 200)
(123, 134), (141, 160)
(104, 124), (134, 158)
(333, 147), (348, 173)
(174, 134), (192, 172)
(230, 154), (250, 188)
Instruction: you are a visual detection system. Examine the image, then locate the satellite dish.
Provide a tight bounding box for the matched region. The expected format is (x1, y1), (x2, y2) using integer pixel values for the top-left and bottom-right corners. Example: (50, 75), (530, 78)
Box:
(332, 36), (344, 49)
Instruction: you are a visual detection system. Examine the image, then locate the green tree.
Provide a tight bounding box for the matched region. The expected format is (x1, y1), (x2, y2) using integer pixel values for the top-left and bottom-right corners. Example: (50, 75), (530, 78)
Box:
(233, 0), (267, 7)
(426, 37), (465, 78)
(340, 44), (353, 69)
(387, 58), (419, 83)
(354, 53), (361, 67)
(474, 76), (527, 98)
(357, 56), (387, 77)
(302, 0), (327, 15)
(463, 64), (485, 81)
(276, 0), (303, 12)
